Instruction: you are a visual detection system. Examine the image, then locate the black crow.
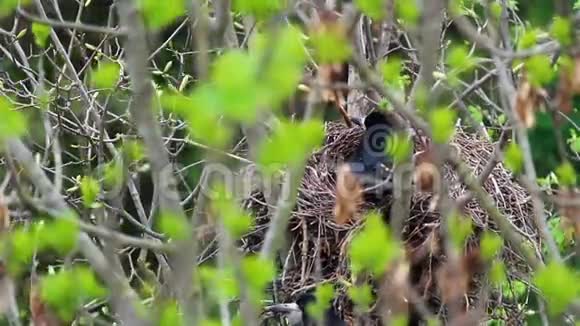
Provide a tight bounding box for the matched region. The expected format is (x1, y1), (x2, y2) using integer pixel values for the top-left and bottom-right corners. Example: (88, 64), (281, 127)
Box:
(347, 111), (394, 195)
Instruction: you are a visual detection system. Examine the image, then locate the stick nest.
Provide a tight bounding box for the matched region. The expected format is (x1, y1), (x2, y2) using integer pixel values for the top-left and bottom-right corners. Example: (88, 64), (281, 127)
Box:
(242, 122), (540, 324)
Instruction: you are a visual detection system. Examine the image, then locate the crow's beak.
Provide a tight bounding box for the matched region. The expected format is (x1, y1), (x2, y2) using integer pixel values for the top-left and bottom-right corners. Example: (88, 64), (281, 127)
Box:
(350, 116), (364, 128)
(264, 303), (301, 314)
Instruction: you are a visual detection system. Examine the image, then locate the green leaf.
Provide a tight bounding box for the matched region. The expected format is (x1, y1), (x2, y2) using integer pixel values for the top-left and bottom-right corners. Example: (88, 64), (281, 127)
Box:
(310, 25), (352, 64)
(80, 176), (100, 207)
(257, 120), (325, 174)
(571, 138), (580, 153)
(355, 0), (384, 20)
(386, 132), (412, 164)
(0, 0), (30, 17)
(446, 45), (475, 72)
(0, 96), (26, 140)
(92, 61), (121, 89)
(448, 214), (473, 248)
(31, 22), (51, 48)
(489, 261), (506, 286)
(380, 57), (404, 88)
(241, 256), (275, 304)
(480, 231), (503, 261)
(40, 219), (79, 255)
(199, 265), (239, 299)
(468, 105), (483, 124)
(396, 1), (420, 25)
(429, 107), (457, 143)
(504, 142), (524, 174)
(233, 0), (285, 19)
(123, 140), (145, 163)
(349, 212), (401, 275)
(551, 16), (572, 47)
(9, 228), (35, 267)
(534, 262), (579, 316)
(348, 284), (374, 310)
(139, 0), (186, 29)
(518, 28), (539, 50)
(305, 284), (335, 322)
(211, 51), (259, 122)
(525, 55), (555, 87)
(160, 301), (183, 326)
(103, 159), (123, 189)
(211, 184), (254, 238)
(157, 212), (189, 240)
(556, 161), (577, 186)
(41, 266), (107, 321)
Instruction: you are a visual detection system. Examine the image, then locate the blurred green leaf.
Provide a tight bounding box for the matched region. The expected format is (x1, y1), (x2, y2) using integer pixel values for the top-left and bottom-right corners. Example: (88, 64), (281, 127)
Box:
(310, 25), (352, 64)
(199, 265), (239, 299)
(31, 23), (51, 48)
(211, 184), (254, 238)
(468, 105), (483, 124)
(480, 231), (503, 261)
(241, 256), (275, 304)
(386, 132), (413, 164)
(306, 284), (335, 322)
(233, 0), (285, 19)
(92, 61), (121, 89)
(257, 120), (325, 174)
(448, 214), (473, 248)
(348, 284), (374, 310)
(41, 266), (107, 321)
(518, 28), (539, 50)
(396, 1), (420, 25)
(446, 45), (475, 72)
(139, 0), (186, 29)
(525, 55), (555, 87)
(0, 96), (26, 140)
(551, 16), (572, 47)
(504, 142), (524, 174)
(80, 176), (100, 207)
(534, 262), (579, 316)
(159, 301), (183, 326)
(489, 261), (507, 286)
(429, 107), (457, 143)
(380, 57), (404, 88)
(158, 212), (189, 240)
(40, 219), (79, 255)
(349, 212), (401, 275)
(556, 161), (577, 186)
(355, 0), (384, 20)
(571, 138), (580, 153)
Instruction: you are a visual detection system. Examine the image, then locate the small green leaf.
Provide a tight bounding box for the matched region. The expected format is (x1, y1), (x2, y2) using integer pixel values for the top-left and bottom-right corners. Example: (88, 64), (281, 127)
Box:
(139, 0), (186, 29)
(355, 0), (384, 20)
(306, 284), (335, 322)
(556, 161), (577, 186)
(380, 57), (404, 88)
(525, 55), (555, 87)
(489, 261), (506, 286)
(211, 184), (254, 238)
(480, 232), (503, 261)
(429, 107), (457, 143)
(396, 1), (420, 25)
(0, 96), (26, 139)
(468, 105), (483, 124)
(241, 256), (275, 304)
(80, 176), (100, 207)
(40, 219), (79, 255)
(551, 16), (572, 47)
(233, 0), (285, 19)
(348, 284), (374, 310)
(386, 132), (412, 164)
(257, 120), (325, 174)
(159, 301), (183, 326)
(571, 138), (580, 153)
(448, 214), (473, 248)
(31, 22), (51, 48)
(157, 212), (189, 240)
(349, 212), (401, 275)
(518, 28), (539, 50)
(310, 25), (352, 64)
(504, 142), (524, 174)
(534, 262), (579, 316)
(446, 45), (475, 72)
(92, 61), (121, 89)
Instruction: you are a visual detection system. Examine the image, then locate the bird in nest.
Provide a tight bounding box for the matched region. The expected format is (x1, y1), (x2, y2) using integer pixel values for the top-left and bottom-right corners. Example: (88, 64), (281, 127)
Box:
(263, 291), (346, 326)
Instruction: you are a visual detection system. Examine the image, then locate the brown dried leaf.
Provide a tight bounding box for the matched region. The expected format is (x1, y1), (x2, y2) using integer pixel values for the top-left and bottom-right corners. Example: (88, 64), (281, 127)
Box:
(514, 79), (542, 129)
(334, 164), (363, 225)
